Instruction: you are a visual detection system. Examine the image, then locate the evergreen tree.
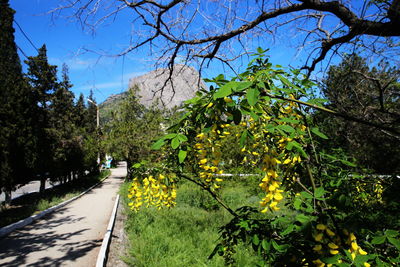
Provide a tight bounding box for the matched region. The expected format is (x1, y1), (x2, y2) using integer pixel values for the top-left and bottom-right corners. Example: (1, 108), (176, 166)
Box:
(48, 64), (76, 181)
(72, 93), (87, 176)
(84, 90), (100, 173)
(317, 54), (400, 174)
(25, 44), (58, 192)
(0, 0), (36, 202)
(86, 90), (98, 133)
(75, 93), (87, 128)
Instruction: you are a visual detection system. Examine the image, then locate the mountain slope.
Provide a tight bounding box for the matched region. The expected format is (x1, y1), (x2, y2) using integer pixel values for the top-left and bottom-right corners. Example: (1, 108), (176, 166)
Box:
(99, 65), (205, 124)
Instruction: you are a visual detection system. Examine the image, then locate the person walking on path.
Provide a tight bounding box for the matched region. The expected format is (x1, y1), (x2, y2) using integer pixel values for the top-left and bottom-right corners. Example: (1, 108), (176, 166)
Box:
(0, 162), (126, 267)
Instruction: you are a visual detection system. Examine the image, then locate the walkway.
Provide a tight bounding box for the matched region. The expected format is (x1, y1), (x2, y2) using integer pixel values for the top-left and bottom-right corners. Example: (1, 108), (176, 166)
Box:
(0, 180), (60, 203)
(0, 162), (126, 267)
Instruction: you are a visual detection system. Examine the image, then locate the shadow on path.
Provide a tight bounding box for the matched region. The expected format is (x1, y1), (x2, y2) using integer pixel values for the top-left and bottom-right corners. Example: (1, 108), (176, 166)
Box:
(0, 206), (97, 267)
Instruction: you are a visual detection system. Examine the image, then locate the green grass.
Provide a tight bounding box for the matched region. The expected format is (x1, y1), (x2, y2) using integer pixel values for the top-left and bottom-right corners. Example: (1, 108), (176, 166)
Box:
(120, 174), (265, 267)
(0, 170), (111, 228)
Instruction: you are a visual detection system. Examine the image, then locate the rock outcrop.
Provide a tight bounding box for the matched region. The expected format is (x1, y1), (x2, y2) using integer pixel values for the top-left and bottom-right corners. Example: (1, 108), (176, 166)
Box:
(128, 64), (205, 109)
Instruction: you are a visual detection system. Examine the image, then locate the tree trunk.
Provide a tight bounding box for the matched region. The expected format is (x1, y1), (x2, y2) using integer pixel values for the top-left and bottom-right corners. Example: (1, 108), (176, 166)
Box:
(5, 190), (11, 205)
(39, 177), (46, 193)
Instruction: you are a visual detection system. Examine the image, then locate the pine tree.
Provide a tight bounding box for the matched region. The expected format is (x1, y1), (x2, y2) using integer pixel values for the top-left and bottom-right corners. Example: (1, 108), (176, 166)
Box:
(25, 44), (58, 192)
(0, 0), (36, 202)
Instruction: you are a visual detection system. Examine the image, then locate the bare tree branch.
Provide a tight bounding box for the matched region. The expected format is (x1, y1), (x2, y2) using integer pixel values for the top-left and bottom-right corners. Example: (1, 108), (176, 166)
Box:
(53, 0), (400, 78)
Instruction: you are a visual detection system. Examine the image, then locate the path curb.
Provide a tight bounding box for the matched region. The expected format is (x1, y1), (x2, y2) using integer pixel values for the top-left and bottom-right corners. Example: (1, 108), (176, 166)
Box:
(0, 173), (110, 238)
(96, 194), (120, 267)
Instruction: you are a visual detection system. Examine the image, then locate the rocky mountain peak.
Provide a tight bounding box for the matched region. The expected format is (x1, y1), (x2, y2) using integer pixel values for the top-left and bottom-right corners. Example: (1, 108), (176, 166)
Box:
(128, 64), (205, 109)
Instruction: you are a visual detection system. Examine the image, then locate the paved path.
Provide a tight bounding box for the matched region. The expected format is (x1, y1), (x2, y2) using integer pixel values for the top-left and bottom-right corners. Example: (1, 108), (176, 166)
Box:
(0, 162), (126, 267)
(0, 180), (60, 203)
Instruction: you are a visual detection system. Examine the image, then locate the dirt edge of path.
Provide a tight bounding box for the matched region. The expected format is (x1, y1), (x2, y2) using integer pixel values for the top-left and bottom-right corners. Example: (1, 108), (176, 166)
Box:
(106, 194), (130, 267)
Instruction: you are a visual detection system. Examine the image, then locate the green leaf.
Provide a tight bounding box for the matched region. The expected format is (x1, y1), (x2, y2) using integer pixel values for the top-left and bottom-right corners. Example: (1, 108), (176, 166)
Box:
(261, 240), (270, 252)
(252, 235), (260, 246)
(250, 111), (259, 120)
(238, 220), (250, 230)
(234, 81), (253, 92)
(132, 163), (142, 168)
(163, 133), (178, 140)
(247, 88), (260, 106)
(213, 82), (234, 99)
(240, 130), (248, 147)
(184, 96), (201, 105)
(276, 124), (295, 134)
(290, 142), (307, 158)
(151, 139), (165, 150)
(340, 159), (357, 167)
(307, 98), (328, 106)
(286, 141), (295, 150)
(385, 230), (399, 238)
(178, 150), (187, 163)
(293, 198), (302, 210)
(314, 187), (325, 198)
(215, 74), (225, 81)
(353, 255), (371, 265)
(281, 224), (295, 236)
(171, 136), (180, 149)
(322, 255), (341, 264)
(388, 237), (400, 250)
(311, 127), (329, 139)
(277, 74), (299, 91)
(271, 240), (289, 253)
(295, 214), (311, 224)
(300, 191), (313, 199)
(177, 134), (188, 142)
(371, 235), (386, 245)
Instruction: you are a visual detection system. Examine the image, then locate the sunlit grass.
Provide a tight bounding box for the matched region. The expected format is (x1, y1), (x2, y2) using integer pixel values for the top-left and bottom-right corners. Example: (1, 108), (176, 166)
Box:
(120, 175), (264, 267)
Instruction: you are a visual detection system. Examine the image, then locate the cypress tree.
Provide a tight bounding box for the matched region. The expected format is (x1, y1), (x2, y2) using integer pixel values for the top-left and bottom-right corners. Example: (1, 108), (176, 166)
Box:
(84, 90), (100, 174)
(0, 0), (36, 202)
(49, 64), (76, 181)
(25, 44), (58, 192)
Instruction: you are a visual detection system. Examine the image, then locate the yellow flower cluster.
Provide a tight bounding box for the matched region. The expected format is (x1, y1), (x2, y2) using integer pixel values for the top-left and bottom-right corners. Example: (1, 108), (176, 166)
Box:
(128, 174), (177, 211)
(238, 110), (304, 212)
(259, 169), (284, 212)
(194, 124), (228, 189)
(312, 224), (369, 267)
(355, 179), (384, 205)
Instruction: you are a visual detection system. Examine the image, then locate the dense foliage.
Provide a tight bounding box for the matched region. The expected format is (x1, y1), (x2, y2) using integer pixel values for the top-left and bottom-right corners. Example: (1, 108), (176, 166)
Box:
(316, 54), (400, 174)
(0, 0), (37, 201)
(103, 86), (165, 177)
(127, 50), (400, 266)
(0, 0), (100, 201)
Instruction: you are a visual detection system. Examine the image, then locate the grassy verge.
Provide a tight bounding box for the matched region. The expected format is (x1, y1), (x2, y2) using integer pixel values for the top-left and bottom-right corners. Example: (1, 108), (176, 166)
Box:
(120, 175), (264, 267)
(0, 170), (111, 228)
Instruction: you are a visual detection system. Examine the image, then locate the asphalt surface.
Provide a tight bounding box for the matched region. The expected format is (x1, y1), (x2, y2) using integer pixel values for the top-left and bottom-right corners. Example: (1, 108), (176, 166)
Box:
(0, 163), (126, 267)
(0, 180), (60, 203)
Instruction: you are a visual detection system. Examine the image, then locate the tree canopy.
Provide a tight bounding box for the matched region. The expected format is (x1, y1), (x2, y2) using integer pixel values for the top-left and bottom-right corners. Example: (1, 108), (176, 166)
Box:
(317, 53), (400, 174)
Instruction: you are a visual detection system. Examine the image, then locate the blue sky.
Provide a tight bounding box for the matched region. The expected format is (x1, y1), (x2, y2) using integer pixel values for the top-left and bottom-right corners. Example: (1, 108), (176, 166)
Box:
(11, 0), (153, 103)
(10, 1), (326, 104)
